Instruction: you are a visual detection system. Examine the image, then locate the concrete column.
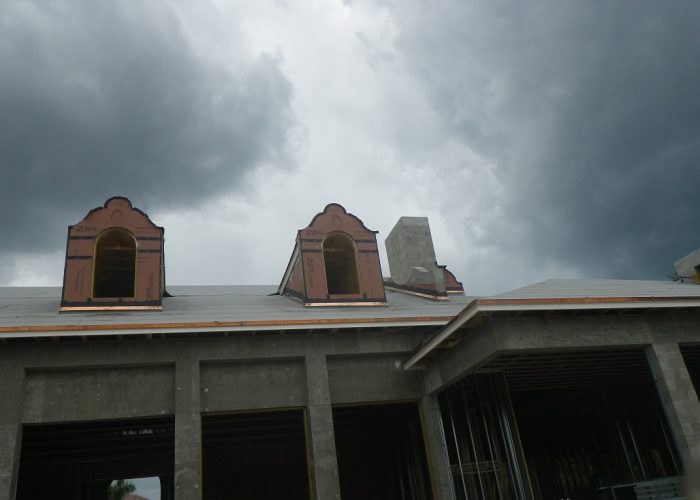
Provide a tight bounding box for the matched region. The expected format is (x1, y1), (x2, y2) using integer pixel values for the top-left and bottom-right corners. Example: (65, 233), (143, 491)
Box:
(305, 354), (341, 500)
(0, 364), (23, 500)
(646, 343), (700, 461)
(421, 394), (455, 500)
(687, 446), (700, 499)
(174, 348), (202, 500)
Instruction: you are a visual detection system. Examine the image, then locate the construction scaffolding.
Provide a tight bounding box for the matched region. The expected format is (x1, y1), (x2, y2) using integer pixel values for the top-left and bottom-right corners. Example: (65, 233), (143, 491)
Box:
(438, 348), (684, 500)
(438, 372), (531, 500)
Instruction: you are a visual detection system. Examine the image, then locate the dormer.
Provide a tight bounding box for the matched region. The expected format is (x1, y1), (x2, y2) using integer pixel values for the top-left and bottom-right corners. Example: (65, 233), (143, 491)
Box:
(278, 203), (386, 306)
(60, 197), (165, 311)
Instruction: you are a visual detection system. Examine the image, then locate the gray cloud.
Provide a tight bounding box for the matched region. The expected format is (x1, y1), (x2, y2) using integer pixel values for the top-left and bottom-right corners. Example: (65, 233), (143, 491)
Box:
(376, 0), (700, 281)
(0, 1), (296, 254)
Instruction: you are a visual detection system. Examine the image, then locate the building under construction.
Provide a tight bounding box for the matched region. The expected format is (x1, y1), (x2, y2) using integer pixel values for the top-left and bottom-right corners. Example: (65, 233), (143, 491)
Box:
(1, 197), (699, 500)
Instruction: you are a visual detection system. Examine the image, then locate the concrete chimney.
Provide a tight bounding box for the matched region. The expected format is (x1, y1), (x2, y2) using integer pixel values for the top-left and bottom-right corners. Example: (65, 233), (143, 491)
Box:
(674, 248), (700, 284)
(385, 217), (446, 294)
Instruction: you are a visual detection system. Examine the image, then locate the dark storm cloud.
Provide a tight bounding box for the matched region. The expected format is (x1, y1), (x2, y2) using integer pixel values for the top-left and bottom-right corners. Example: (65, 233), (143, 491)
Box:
(381, 1), (700, 280)
(0, 1), (296, 254)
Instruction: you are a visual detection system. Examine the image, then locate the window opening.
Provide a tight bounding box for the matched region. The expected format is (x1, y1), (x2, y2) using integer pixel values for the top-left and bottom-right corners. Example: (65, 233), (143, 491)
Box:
(108, 477), (161, 500)
(93, 229), (136, 298)
(323, 233), (360, 295)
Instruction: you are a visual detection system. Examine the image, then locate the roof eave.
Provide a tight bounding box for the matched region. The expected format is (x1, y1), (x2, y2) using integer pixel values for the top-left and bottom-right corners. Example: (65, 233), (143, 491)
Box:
(0, 316), (455, 339)
(402, 297), (700, 370)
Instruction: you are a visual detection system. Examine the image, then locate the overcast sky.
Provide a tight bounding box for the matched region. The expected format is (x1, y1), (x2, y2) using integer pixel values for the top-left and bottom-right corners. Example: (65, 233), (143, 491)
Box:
(1, 0), (699, 295)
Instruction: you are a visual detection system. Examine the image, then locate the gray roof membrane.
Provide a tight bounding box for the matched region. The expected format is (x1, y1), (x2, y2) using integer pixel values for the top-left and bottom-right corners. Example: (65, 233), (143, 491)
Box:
(0, 285), (473, 330)
(491, 279), (700, 300)
(2, 279), (700, 333)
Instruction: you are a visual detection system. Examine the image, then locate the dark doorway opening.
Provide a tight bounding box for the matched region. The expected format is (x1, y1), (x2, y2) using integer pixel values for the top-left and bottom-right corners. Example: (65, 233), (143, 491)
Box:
(439, 349), (684, 500)
(332, 402), (433, 500)
(681, 344), (700, 396)
(202, 409), (310, 500)
(499, 349), (681, 500)
(17, 417), (174, 500)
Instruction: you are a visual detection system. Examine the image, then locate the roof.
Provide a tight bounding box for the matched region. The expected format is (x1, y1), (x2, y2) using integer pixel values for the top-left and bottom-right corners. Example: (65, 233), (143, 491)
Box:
(491, 278), (700, 300)
(4, 279), (700, 341)
(403, 279), (700, 369)
(0, 285), (474, 337)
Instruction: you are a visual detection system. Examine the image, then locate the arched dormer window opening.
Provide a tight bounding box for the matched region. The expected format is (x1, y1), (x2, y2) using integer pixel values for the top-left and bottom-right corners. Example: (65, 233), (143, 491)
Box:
(93, 229), (136, 298)
(323, 233), (361, 295)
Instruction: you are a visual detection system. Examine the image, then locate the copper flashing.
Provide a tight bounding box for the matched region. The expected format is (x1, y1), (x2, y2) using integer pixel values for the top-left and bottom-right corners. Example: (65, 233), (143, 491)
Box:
(0, 314), (454, 334)
(441, 265), (464, 294)
(475, 295), (700, 306)
(384, 266), (463, 299)
(303, 301), (389, 307)
(58, 305), (164, 312)
(383, 280), (450, 301)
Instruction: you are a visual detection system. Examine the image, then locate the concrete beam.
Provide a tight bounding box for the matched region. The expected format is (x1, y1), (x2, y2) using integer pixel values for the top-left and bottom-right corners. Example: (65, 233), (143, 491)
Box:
(424, 314), (663, 395)
(647, 314), (700, 344)
(646, 342), (700, 460)
(328, 354), (423, 404)
(496, 315), (653, 350)
(0, 330), (429, 370)
(424, 322), (501, 394)
(420, 394), (455, 500)
(22, 366), (174, 423)
(305, 354), (341, 500)
(200, 358), (306, 412)
(174, 346), (202, 500)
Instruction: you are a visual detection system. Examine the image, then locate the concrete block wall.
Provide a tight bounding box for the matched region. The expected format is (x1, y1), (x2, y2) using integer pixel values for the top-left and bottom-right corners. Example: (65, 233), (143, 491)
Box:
(3, 312), (700, 500)
(0, 330), (450, 500)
